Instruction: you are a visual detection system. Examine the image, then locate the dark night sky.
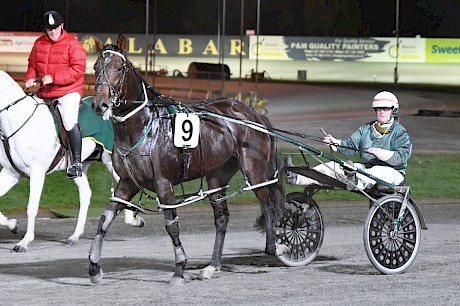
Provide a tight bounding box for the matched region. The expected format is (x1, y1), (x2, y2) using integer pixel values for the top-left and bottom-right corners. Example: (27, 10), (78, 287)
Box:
(1, 0), (459, 38)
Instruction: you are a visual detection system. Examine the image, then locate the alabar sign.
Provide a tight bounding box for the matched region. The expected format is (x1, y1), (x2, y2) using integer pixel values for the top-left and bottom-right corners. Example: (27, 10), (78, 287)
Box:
(1, 32), (459, 64)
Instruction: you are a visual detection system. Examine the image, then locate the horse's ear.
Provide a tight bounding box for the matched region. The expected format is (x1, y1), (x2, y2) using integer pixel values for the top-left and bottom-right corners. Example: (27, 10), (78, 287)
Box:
(117, 34), (126, 53)
(95, 35), (104, 52)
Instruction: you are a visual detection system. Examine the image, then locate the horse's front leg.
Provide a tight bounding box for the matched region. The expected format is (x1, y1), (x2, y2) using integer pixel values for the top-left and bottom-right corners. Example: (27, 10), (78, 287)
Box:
(88, 200), (124, 284)
(13, 171), (46, 253)
(0, 212), (18, 234)
(101, 152), (145, 228)
(199, 196), (229, 280)
(0, 171), (21, 235)
(163, 207), (188, 285)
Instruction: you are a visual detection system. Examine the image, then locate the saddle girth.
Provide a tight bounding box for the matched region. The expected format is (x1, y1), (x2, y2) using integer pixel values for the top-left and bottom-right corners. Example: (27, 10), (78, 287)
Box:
(179, 149), (191, 181)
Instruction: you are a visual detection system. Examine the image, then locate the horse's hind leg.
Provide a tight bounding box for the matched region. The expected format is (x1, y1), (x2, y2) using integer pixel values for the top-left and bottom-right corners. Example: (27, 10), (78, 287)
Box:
(244, 155), (285, 256)
(68, 169), (92, 246)
(89, 200), (124, 284)
(199, 165), (237, 280)
(198, 197), (229, 279)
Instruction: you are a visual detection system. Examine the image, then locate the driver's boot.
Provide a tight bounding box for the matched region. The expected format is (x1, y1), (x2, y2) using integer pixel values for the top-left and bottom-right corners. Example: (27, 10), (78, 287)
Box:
(66, 123), (83, 179)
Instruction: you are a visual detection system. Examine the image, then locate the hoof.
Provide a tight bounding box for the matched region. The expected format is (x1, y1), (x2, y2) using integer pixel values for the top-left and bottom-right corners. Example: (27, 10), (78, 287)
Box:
(199, 265), (220, 280)
(66, 239), (78, 246)
(90, 268), (103, 284)
(13, 245), (26, 253)
(169, 276), (186, 286)
(275, 243), (290, 256)
(138, 218), (145, 227)
(10, 224), (19, 234)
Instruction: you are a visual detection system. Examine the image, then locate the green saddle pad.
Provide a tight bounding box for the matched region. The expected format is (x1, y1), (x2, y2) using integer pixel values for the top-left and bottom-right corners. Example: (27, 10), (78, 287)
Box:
(48, 96), (114, 153)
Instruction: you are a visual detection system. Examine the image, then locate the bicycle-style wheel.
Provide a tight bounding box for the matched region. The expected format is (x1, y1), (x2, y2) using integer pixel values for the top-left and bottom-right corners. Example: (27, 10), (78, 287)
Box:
(364, 194), (421, 274)
(276, 192), (324, 267)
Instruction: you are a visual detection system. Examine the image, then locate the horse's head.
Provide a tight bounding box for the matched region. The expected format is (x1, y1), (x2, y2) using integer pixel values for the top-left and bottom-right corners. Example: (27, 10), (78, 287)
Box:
(92, 34), (131, 120)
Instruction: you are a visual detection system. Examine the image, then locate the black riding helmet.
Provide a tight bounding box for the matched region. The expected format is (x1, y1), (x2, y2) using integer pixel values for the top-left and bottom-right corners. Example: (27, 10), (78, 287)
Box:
(43, 10), (64, 30)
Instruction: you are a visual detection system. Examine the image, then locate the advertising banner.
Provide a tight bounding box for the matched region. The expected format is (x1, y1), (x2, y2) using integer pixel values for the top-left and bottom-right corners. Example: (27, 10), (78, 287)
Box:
(425, 38), (460, 63)
(248, 36), (425, 63)
(0, 32), (40, 54)
(0, 32), (453, 64)
(79, 33), (249, 59)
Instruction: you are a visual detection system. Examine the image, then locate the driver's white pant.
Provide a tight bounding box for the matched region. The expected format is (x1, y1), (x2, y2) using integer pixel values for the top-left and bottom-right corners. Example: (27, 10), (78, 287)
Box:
(294, 161), (405, 190)
(56, 92), (81, 131)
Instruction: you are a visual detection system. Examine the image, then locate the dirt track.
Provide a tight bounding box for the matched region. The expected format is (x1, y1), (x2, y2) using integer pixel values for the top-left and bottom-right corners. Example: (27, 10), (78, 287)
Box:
(0, 200), (459, 305)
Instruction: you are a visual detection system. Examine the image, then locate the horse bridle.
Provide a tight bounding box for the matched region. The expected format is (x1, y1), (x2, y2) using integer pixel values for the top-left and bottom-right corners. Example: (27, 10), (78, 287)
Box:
(96, 49), (129, 107)
(96, 49), (149, 123)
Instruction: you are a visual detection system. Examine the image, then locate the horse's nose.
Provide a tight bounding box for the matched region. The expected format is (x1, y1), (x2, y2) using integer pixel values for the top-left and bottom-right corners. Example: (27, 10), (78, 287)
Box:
(92, 95), (109, 113)
(93, 101), (109, 114)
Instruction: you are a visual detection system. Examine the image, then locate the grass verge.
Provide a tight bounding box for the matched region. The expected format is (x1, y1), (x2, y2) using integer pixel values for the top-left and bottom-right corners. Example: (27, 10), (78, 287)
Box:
(1, 151), (459, 218)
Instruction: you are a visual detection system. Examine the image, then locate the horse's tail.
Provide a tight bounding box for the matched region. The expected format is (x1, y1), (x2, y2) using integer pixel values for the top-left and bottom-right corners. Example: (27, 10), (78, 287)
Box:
(254, 118), (286, 231)
(268, 154), (286, 222)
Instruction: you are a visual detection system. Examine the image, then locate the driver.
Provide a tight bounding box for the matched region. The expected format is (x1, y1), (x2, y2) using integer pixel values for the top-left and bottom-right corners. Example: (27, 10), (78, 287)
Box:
(286, 91), (412, 190)
(24, 10), (86, 178)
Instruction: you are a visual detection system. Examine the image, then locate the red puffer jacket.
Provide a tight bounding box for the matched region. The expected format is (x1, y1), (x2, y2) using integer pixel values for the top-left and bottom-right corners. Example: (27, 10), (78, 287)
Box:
(25, 30), (86, 98)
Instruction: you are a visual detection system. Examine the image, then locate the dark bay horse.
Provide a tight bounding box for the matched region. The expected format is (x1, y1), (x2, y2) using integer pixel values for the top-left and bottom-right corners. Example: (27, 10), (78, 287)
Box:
(89, 34), (285, 285)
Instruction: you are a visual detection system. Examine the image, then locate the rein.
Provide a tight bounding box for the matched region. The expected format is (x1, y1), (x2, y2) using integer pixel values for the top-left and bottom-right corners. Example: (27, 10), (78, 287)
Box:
(0, 94), (28, 114)
(112, 82), (149, 123)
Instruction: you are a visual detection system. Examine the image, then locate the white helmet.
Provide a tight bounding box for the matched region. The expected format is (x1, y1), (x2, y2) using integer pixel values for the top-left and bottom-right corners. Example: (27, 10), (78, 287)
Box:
(372, 91), (399, 114)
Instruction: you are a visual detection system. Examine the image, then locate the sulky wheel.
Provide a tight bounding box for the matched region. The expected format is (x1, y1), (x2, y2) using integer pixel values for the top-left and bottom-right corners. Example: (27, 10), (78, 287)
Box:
(275, 192), (324, 267)
(364, 194), (421, 274)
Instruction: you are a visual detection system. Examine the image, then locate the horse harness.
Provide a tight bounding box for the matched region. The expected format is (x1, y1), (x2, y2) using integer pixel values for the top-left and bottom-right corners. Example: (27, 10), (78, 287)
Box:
(98, 49), (280, 210)
(0, 94), (66, 178)
(98, 49), (199, 194)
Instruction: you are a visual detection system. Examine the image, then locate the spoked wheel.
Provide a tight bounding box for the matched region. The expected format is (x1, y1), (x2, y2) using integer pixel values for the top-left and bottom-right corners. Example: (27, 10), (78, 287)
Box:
(275, 192), (324, 267)
(364, 194), (421, 274)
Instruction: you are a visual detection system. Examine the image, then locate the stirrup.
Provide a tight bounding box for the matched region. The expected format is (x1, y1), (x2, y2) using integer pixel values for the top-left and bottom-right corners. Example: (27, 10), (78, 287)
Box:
(67, 162), (83, 179)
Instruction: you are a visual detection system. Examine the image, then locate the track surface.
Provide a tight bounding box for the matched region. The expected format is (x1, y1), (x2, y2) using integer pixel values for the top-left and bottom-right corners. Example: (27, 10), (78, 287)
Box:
(0, 82), (459, 305)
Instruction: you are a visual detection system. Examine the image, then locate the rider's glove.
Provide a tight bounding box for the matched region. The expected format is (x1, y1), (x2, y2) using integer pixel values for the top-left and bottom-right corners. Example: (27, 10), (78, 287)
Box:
(369, 147), (394, 161)
(323, 134), (340, 151)
(25, 79), (36, 88)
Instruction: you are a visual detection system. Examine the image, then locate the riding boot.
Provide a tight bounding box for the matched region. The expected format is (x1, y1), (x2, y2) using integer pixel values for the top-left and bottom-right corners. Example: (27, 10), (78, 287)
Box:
(66, 123), (83, 179)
